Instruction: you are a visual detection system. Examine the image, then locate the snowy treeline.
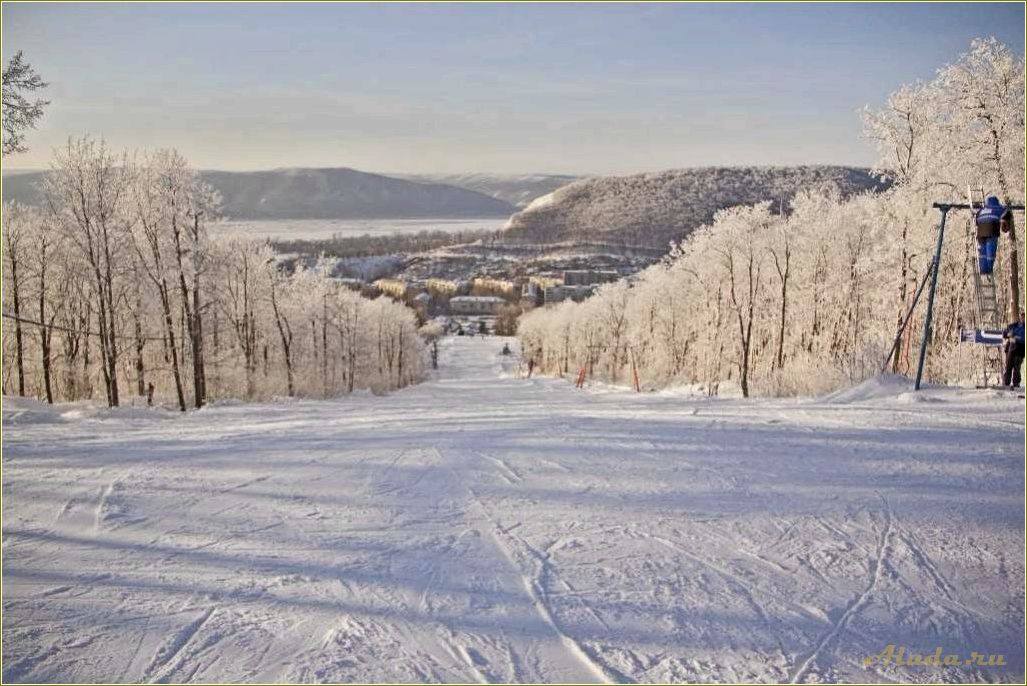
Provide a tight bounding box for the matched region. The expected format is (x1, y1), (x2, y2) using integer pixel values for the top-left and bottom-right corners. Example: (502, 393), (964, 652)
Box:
(2, 139), (426, 409)
(519, 39), (1025, 396)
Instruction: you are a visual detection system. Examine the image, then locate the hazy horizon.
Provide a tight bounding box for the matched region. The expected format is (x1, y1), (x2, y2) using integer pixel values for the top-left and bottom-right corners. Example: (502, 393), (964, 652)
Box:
(0, 161), (883, 178)
(2, 2), (1024, 175)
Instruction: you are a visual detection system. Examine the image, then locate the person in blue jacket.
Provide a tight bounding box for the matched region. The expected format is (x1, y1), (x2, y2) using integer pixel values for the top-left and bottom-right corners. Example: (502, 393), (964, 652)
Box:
(1002, 310), (1025, 388)
(975, 196), (1012, 274)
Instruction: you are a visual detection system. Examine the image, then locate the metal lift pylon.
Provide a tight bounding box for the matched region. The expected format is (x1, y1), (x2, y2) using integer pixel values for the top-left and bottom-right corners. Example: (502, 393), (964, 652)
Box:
(912, 199), (1026, 391)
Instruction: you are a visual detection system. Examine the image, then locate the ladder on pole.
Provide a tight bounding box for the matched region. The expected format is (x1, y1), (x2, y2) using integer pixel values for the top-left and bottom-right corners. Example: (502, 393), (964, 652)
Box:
(968, 186), (1006, 386)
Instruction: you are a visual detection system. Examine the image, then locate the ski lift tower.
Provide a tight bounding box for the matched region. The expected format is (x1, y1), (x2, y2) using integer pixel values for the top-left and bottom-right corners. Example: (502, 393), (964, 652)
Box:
(911, 200), (1025, 390)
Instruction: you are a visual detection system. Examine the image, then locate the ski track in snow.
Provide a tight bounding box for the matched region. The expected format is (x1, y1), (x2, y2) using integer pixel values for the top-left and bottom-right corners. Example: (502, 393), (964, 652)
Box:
(788, 495), (893, 684)
(2, 337), (1024, 683)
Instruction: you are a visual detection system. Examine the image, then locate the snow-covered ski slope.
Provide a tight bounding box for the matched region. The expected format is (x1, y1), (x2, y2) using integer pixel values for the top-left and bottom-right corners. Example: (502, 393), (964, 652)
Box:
(2, 337), (1024, 683)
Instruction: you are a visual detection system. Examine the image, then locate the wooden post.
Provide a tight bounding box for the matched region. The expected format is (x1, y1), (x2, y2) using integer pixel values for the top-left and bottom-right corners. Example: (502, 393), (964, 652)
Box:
(1007, 219), (1021, 321)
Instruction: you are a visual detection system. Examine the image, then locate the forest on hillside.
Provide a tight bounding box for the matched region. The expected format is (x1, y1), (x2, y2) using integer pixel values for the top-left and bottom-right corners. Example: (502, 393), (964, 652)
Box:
(502, 165), (887, 249)
(519, 39), (1026, 397)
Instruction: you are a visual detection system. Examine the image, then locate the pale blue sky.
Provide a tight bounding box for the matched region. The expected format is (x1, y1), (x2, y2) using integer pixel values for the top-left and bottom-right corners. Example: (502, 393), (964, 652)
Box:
(2, 2), (1024, 174)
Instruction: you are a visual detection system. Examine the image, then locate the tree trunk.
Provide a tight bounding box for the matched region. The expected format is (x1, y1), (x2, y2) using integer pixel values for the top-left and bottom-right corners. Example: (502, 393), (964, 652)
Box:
(101, 234), (120, 407)
(321, 295), (329, 397)
(38, 272), (53, 404)
(93, 275), (114, 406)
(270, 282), (294, 397)
(171, 214), (199, 406)
(772, 244), (791, 371)
(192, 275), (205, 408)
(729, 251), (757, 399)
(159, 287), (187, 412)
(397, 327), (405, 388)
(189, 214), (206, 408)
(60, 314), (80, 401)
(82, 302), (92, 397)
(739, 309), (753, 399)
(9, 252), (25, 397)
(776, 279), (788, 372)
(134, 307), (145, 397)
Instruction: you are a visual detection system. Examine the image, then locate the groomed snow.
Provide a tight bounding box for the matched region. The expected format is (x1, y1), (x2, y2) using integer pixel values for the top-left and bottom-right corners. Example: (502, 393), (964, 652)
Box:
(2, 337), (1024, 683)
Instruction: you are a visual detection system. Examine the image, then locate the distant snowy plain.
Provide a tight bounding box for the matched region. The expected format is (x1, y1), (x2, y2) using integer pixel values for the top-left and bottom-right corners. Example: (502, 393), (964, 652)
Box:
(2, 338), (1023, 683)
(214, 217), (509, 241)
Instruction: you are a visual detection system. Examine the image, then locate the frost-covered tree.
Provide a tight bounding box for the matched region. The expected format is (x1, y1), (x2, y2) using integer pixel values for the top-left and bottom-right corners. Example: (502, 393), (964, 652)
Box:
(864, 37), (1026, 319)
(520, 39), (1025, 396)
(44, 138), (133, 406)
(3, 142), (428, 408)
(2, 51), (49, 155)
(2, 202), (33, 395)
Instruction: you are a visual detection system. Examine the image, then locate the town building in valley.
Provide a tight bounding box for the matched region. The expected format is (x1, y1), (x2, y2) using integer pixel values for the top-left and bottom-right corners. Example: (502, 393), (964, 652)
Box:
(449, 295), (506, 315)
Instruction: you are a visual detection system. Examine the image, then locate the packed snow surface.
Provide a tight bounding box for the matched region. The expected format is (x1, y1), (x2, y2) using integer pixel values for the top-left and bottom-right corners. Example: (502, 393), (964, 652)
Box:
(2, 338), (1024, 683)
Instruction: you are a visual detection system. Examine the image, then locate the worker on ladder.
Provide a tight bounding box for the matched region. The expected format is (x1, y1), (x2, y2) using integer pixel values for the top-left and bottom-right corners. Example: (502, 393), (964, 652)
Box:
(974, 195), (1013, 274)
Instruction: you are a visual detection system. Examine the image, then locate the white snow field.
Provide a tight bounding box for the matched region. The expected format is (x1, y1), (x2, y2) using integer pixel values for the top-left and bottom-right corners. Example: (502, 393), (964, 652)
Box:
(2, 337), (1024, 684)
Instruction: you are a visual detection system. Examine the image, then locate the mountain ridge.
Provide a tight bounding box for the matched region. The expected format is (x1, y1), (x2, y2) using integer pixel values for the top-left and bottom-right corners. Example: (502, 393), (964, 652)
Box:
(1, 167), (517, 220)
(501, 165), (889, 248)
(396, 173), (580, 208)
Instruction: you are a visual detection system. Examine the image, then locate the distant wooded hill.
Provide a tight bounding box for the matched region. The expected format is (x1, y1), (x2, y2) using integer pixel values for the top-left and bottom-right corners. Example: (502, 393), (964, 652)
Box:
(398, 173), (580, 208)
(3, 165), (888, 249)
(501, 166), (889, 249)
(1, 167), (517, 220)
